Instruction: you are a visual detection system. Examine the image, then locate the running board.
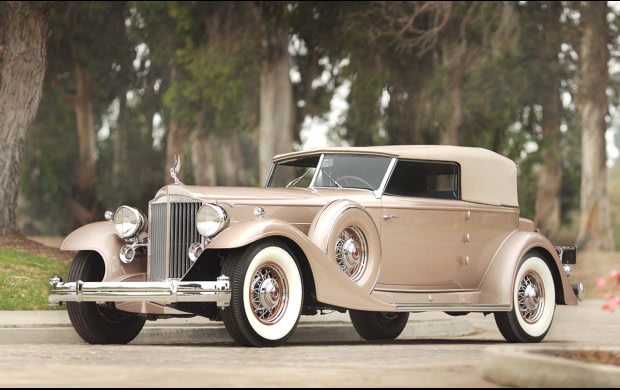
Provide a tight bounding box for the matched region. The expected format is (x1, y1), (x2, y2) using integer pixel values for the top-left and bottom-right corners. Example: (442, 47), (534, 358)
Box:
(395, 303), (511, 312)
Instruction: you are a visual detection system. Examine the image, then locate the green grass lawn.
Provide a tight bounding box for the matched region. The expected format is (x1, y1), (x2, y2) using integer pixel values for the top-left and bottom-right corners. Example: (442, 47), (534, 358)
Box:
(0, 248), (68, 310)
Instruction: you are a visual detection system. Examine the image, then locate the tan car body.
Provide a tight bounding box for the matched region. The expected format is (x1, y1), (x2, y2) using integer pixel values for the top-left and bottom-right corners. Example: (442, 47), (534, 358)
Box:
(60, 145), (578, 315)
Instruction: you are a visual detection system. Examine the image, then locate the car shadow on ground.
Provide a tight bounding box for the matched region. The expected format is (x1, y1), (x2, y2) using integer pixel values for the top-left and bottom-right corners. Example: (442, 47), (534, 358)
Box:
(140, 338), (509, 348)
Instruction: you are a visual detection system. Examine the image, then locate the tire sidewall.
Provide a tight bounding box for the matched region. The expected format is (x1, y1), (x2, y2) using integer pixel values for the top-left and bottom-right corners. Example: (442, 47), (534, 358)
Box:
(512, 255), (555, 338)
(241, 245), (303, 342)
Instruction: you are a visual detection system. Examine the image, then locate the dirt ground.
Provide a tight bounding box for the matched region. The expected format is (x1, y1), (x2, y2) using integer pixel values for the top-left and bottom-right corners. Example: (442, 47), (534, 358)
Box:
(0, 235), (74, 262)
(0, 234), (617, 298)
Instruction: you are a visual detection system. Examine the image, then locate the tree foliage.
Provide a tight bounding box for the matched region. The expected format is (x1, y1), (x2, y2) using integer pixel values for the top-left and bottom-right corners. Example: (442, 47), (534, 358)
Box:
(15, 1), (619, 251)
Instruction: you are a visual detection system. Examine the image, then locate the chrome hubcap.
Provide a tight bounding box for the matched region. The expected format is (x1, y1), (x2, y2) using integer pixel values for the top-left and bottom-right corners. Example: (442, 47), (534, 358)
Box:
(517, 271), (545, 324)
(342, 239), (360, 269)
(335, 226), (368, 281)
(258, 278), (280, 310)
(250, 264), (288, 325)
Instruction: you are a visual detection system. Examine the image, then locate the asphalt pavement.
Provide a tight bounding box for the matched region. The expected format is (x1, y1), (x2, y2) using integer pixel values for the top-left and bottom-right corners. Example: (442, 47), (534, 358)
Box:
(0, 308), (475, 345)
(0, 300), (617, 387)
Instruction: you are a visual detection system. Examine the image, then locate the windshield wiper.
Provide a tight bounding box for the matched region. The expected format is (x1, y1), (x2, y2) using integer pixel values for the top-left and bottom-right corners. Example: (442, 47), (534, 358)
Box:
(321, 170), (342, 189)
(286, 170), (311, 188)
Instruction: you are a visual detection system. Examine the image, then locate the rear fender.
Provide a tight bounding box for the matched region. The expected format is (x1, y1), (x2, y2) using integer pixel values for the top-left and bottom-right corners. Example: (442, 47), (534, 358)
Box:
(208, 218), (394, 311)
(479, 230), (577, 306)
(61, 221), (146, 282)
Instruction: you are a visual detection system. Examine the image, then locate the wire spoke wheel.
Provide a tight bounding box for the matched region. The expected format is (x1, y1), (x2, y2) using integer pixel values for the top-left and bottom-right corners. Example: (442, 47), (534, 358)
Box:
(494, 253), (555, 343)
(335, 226), (368, 281)
(222, 240), (303, 347)
(249, 263), (289, 325)
(517, 271), (545, 324)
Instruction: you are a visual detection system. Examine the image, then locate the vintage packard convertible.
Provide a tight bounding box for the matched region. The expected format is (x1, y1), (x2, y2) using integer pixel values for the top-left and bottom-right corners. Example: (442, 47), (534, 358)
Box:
(49, 145), (583, 347)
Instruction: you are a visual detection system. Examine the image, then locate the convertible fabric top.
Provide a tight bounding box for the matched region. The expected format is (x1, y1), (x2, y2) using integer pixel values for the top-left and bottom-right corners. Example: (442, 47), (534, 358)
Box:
(274, 145), (519, 207)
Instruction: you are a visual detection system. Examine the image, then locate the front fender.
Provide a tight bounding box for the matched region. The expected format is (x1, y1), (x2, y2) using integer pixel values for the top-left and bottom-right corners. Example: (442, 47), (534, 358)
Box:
(479, 230), (577, 306)
(61, 221), (146, 282)
(208, 219), (395, 311)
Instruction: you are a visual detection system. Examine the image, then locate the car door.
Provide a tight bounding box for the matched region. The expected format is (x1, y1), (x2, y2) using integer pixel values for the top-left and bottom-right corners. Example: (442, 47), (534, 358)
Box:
(378, 160), (466, 291)
(457, 202), (520, 289)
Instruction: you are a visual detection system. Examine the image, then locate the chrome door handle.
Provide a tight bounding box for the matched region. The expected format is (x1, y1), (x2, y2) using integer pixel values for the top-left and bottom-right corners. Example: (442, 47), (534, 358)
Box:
(383, 214), (398, 220)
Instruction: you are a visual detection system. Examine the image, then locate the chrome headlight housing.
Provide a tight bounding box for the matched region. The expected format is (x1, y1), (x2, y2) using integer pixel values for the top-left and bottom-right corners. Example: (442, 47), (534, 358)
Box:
(196, 204), (228, 237)
(113, 206), (146, 239)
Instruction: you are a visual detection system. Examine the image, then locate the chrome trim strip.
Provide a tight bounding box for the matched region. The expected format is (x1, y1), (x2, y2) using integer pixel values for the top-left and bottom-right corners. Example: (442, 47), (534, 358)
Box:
(375, 157), (398, 199)
(375, 287), (477, 293)
(152, 195), (202, 204)
(395, 303), (511, 312)
(165, 192), (171, 280)
(309, 153), (325, 188)
(49, 277), (230, 307)
(264, 163), (275, 187)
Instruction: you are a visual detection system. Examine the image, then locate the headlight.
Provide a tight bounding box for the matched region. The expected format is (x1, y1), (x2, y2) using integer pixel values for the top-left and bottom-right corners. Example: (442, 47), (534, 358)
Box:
(113, 206), (146, 239)
(196, 204), (228, 237)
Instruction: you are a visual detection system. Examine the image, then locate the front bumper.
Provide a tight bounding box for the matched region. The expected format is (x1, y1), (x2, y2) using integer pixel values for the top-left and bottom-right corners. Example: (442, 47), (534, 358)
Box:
(49, 276), (230, 307)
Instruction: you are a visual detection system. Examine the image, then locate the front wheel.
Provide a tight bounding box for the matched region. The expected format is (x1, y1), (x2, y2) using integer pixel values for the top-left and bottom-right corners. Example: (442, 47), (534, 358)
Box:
(221, 240), (303, 347)
(67, 251), (145, 344)
(349, 310), (409, 341)
(494, 252), (556, 343)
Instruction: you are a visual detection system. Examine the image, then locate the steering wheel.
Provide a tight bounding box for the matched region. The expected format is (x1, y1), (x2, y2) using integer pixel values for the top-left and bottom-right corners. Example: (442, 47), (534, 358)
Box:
(336, 175), (373, 189)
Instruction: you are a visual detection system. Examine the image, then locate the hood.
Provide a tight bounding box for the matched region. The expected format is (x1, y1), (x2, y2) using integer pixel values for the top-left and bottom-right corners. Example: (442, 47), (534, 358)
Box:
(152, 185), (380, 232)
(153, 184), (377, 208)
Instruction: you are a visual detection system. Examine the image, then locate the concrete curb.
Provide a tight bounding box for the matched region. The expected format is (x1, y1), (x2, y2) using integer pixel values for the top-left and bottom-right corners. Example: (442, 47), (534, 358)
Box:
(0, 318), (475, 345)
(479, 345), (620, 388)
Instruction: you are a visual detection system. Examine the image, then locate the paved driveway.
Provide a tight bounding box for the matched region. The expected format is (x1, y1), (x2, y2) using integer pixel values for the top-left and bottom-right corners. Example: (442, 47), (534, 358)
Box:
(0, 300), (616, 387)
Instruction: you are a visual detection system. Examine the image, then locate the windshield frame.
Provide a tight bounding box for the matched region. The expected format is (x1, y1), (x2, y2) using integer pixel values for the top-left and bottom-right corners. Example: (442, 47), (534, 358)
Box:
(266, 153), (397, 199)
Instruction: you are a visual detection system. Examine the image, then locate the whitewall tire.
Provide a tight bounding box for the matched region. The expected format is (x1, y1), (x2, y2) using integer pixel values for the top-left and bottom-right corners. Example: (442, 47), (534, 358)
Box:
(222, 239), (303, 347)
(495, 252), (556, 343)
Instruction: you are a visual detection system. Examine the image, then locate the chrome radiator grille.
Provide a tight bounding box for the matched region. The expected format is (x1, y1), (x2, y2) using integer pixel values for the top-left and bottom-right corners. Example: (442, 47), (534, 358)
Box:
(148, 197), (202, 280)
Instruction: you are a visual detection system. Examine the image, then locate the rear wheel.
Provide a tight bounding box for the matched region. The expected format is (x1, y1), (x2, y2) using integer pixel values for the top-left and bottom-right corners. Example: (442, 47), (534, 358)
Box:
(349, 310), (409, 341)
(221, 240), (303, 347)
(494, 252), (556, 343)
(67, 251), (145, 344)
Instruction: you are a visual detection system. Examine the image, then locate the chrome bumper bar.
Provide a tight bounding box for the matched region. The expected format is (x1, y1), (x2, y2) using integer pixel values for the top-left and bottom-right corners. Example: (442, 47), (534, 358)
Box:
(49, 276), (230, 307)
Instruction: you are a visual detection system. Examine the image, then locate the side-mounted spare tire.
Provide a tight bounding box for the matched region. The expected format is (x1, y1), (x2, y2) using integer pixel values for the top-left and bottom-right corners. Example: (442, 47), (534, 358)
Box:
(67, 250), (146, 344)
(309, 200), (381, 292)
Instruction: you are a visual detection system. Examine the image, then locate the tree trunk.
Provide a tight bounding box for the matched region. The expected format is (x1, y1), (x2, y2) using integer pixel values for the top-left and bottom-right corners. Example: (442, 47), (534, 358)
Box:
(218, 131), (247, 186)
(191, 132), (217, 186)
(258, 29), (294, 185)
(438, 42), (464, 146)
(576, 2), (614, 251)
(534, 1), (563, 241)
(69, 62), (98, 227)
(0, 2), (50, 234)
(165, 66), (189, 184)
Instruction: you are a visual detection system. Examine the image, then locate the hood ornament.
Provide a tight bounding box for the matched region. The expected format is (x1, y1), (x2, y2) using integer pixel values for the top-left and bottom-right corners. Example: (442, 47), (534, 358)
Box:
(170, 154), (182, 185)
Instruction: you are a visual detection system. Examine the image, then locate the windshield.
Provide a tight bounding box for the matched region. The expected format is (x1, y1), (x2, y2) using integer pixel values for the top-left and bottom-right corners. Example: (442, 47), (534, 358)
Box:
(267, 154), (392, 191)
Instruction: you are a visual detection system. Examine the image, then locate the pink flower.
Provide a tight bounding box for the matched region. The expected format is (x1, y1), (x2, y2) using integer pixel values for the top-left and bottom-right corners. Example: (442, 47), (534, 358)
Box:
(597, 277), (608, 289)
(602, 295), (620, 313)
(602, 302), (615, 313)
(610, 270), (620, 281)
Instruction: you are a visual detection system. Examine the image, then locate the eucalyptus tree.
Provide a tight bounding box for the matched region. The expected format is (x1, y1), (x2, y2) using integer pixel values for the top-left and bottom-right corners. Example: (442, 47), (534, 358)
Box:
(0, 2), (52, 234)
(44, 1), (131, 228)
(576, 1), (615, 251)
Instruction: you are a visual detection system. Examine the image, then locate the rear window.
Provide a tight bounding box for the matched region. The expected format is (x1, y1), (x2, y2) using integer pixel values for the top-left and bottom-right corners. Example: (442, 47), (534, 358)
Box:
(384, 160), (460, 200)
